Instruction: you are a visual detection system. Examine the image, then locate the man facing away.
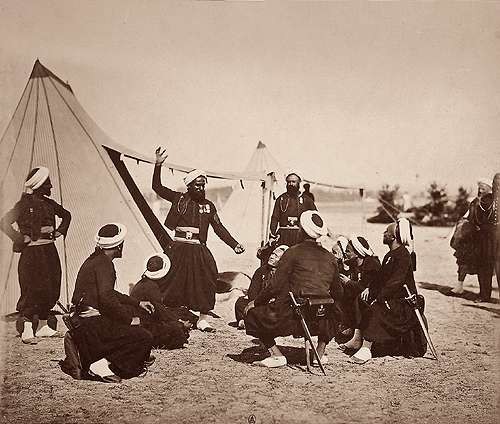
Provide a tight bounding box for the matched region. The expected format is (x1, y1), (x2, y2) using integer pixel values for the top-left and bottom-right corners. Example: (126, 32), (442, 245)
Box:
(244, 210), (344, 368)
(152, 147), (245, 332)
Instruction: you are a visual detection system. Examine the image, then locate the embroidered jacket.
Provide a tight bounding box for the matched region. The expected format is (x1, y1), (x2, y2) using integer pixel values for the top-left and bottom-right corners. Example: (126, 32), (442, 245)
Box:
(269, 192), (316, 237)
(152, 165), (238, 248)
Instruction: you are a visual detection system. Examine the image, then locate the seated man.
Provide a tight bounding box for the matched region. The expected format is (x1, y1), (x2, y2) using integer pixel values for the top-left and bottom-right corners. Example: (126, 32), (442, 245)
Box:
(69, 223), (155, 383)
(244, 211), (344, 368)
(337, 235), (381, 350)
(234, 245), (288, 329)
(350, 218), (426, 364)
(129, 252), (196, 349)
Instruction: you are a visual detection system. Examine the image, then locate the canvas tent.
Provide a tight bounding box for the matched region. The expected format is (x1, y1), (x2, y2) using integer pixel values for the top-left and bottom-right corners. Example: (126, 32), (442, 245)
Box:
(0, 60), (272, 315)
(220, 141), (284, 245)
(0, 60), (165, 315)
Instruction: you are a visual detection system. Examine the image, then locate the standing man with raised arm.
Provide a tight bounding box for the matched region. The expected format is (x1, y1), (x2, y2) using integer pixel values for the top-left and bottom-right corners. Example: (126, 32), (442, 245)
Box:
(152, 147), (245, 332)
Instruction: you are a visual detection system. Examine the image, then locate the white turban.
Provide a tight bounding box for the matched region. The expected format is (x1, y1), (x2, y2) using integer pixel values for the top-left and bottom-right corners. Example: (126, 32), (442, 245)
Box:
(184, 169), (207, 186)
(477, 178), (492, 192)
(95, 223), (127, 249)
(396, 218), (414, 249)
(300, 210), (328, 239)
(349, 235), (374, 257)
(24, 166), (49, 193)
(144, 252), (171, 280)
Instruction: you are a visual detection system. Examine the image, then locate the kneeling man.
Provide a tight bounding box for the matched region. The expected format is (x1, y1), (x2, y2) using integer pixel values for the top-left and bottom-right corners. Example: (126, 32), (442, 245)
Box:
(244, 211), (344, 368)
(350, 218), (425, 364)
(69, 223), (155, 382)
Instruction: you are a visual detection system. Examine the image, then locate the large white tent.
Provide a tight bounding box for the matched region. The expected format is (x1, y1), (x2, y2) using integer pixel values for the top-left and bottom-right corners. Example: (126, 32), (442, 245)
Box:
(0, 60), (165, 314)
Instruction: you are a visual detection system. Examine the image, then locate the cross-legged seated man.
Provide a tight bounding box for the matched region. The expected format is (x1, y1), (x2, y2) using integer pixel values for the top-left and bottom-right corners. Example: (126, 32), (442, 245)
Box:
(244, 211), (344, 368)
(234, 245), (288, 329)
(337, 235), (381, 351)
(350, 218), (425, 364)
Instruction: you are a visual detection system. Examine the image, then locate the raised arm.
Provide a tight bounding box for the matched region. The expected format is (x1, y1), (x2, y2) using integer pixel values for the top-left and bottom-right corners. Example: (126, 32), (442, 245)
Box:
(152, 147), (178, 202)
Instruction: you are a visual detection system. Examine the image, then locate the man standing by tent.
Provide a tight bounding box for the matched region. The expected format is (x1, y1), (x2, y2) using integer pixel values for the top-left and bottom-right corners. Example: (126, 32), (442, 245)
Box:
(152, 147), (245, 332)
(269, 173), (317, 247)
(0, 166), (71, 343)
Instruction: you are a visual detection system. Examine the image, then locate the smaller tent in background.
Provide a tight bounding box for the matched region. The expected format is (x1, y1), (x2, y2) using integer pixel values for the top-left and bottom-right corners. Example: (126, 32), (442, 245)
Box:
(219, 141), (285, 245)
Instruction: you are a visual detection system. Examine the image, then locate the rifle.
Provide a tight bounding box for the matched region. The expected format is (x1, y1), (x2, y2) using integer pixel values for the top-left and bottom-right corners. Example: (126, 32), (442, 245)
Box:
(403, 284), (439, 360)
(289, 292), (326, 375)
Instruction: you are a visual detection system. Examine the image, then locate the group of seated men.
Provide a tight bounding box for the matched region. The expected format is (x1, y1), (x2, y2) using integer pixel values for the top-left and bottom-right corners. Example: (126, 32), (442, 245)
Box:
(233, 211), (427, 368)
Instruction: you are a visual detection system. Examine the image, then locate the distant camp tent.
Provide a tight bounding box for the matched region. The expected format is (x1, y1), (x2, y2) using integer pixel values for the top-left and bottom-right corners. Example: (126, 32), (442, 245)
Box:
(220, 141), (284, 245)
(0, 60), (165, 314)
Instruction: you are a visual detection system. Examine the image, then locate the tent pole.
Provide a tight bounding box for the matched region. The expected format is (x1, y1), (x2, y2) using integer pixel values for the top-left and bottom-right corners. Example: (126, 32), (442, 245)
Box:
(264, 172), (275, 243)
(261, 180), (266, 245)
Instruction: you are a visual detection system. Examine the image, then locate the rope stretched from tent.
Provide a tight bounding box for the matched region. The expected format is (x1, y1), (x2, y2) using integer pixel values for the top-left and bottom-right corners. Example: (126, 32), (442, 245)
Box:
(377, 195), (420, 226)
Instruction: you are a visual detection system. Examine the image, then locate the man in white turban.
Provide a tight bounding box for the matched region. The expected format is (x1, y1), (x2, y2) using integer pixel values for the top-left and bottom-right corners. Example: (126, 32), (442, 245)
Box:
(152, 147), (245, 332)
(349, 218), (426, 364)
(68, 223), (155, 383)
(0, 166), (71, 344)
(244, 210), (344, 368)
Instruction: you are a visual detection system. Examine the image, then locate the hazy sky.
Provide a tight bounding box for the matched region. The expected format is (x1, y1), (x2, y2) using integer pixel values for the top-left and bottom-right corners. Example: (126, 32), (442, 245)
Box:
(0, 1), (499, 192)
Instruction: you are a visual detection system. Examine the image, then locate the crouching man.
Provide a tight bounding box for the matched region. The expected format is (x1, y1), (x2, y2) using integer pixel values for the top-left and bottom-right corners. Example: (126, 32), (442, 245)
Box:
(244, 211), (344, 368)
(68, 223), (154, 383)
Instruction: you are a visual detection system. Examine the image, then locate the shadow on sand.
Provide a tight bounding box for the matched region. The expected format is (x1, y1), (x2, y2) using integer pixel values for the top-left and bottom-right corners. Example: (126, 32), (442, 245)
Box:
(417, 281), (500, 315)
(227, 344), (309, 366)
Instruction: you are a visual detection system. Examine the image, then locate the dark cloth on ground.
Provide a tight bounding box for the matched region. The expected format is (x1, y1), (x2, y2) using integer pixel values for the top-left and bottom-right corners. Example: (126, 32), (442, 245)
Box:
(70, 250), (152, 378)
(269, 192), (316, 247)
(360, 245), (426, 357)
(245, 240), (344, 347)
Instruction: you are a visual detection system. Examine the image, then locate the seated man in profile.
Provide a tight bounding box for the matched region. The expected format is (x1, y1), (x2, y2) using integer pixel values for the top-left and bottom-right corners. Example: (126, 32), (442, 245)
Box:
(244, 211), (344, 368)
(234, 245), (288, 329)
(69, 223), (154, 383)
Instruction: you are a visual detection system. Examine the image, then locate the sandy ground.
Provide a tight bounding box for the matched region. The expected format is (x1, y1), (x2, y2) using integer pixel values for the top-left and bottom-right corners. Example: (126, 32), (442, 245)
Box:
(1, 203), (499, 424)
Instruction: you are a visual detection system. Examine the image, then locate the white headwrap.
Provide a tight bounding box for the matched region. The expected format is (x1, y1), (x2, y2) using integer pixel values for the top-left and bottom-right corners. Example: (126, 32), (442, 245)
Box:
(396, 218), (414, 250)
(184, 169), (207, 186)
(477, 178), (492, 192)
(144, 252), (171, 280)
(300, 210), (328, 239)
(349, 235), (374, 257)
(24, 166), (49, 194)
(95, 223), (127, 249)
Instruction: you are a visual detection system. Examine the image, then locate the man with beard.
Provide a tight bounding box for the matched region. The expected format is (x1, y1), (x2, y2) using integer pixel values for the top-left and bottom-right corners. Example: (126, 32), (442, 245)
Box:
(69, 223), (155, 383)
(350, 218), (425, 364)
(467, 178), (496, 303)
(269, 173), (317, 247)
(152, 147), (245, 332)
(1, 166), (71, 344)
